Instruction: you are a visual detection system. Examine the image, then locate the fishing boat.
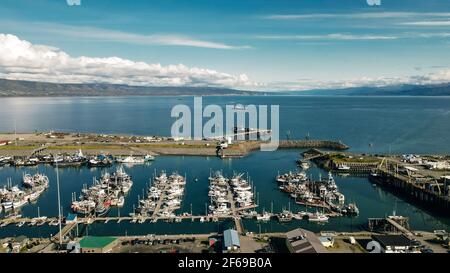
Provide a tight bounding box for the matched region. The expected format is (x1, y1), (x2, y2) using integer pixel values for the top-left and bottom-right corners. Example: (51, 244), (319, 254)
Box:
(13, 159), (38, 167)
(256, 211), (272, 222)
(53, 150), (87, 167)
(94, 201), (111, 217)
(16, 221), (26, 227)
(22, 173), (49, 189)
(337, 164), (351, 171)
(117, 155), (145, 164)
(297, 160), (310, 170)
(71, 200), (96, 216)
(307, 212), (329, 223)
(345, 203), (359, 216)
(87, 155), (113, 167)
(277, 210), (293, 222)
(116, 196), (125, 207)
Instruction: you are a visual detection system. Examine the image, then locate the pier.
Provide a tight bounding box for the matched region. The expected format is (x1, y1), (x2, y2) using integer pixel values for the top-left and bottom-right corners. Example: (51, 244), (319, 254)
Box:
(31, 145), (47, 156)
(368, 216), (413, 236)
(370, 164), (450, 216)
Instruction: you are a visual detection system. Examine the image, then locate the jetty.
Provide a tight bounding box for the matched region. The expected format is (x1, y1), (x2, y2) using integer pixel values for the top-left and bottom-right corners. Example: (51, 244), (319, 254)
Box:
(0, 132), (349, 159)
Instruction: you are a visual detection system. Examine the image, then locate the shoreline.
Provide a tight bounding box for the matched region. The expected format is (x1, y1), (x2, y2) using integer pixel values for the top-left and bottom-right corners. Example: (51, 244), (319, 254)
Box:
(0, 132), (349, 158)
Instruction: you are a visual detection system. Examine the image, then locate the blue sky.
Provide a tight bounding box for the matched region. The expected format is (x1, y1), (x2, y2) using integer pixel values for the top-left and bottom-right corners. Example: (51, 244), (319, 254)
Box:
(1, 0), (450, 90)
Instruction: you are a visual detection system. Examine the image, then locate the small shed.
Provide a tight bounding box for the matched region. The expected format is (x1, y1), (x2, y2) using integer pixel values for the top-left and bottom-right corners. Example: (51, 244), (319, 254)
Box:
(223, 229), (240, 251)
(318, 236), (335, 248)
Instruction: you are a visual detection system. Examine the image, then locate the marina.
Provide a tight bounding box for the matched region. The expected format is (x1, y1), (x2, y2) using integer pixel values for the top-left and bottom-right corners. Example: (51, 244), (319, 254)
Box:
(135, 170), (186, 219)
(2, 0), (450, 256)
(0, 96), (449, 242)
(0, 150), (156, 169)
(71, 166), (133, 217)
(1, 149), (449, 240)
(0, 173), (49, 213)
(276, 169), (359, 217)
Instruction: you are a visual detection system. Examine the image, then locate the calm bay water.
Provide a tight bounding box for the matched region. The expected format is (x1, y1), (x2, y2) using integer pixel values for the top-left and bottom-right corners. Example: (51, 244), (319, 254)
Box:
(0, 96), (449, 238)
(1, 96), (450, 154)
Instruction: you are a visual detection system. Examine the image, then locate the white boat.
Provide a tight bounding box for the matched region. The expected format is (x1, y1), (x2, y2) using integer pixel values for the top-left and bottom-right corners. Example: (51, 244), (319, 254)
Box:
(300, 160), (310, 170)
(294, 211), (312, 220)
(337, 164), (351, 171)
(144, 155), (155, 162)
(308, 212), (329, 223)
(256, 212), (272, 222)
(23, 173), (49, 191)
(117, 156), (145, 164)
(117, 196), (125, 207)
(1, 201), (13, 210)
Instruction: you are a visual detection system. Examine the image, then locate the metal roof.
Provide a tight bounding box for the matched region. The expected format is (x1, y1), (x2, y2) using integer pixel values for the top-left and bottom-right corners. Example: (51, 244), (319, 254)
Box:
(223, 229), (240, 248)
(79, 236), (117, 249)
(286, 228), (328, 253)
(372, 235), (412, 248)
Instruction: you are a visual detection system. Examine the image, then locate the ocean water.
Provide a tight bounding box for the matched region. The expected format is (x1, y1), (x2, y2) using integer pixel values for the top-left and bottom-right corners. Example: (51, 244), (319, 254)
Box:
(0, 95), (449, 238)
(1, 96), (450, 154)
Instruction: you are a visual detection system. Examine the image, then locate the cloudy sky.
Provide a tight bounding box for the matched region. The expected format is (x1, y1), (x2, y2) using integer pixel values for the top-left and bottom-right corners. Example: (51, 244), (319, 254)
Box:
(0, 0), (450, 91)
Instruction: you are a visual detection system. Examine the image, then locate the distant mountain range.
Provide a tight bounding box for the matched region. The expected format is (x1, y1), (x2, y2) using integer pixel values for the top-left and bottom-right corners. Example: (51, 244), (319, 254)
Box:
(1, 78), (450, 97)
(283, 83), (450, 96)
(0, 79), (256, 97)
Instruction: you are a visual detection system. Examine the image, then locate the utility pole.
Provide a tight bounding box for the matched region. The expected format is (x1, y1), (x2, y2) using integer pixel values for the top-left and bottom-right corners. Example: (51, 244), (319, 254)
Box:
(56, 160), (62, 248)
(14, 119), (17, 146)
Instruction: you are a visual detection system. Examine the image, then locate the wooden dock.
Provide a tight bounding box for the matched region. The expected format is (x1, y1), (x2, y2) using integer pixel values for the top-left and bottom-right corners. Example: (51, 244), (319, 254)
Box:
(385, 218), (413, 236)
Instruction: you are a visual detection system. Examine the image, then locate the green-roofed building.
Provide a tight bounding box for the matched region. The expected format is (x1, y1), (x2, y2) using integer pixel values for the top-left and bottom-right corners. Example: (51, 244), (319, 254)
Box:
(79, 236), (118, 253)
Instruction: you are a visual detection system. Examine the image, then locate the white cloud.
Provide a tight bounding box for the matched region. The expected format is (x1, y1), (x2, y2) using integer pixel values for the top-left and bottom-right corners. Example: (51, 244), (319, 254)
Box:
(1, 34), (449, 92)
(0, 34), (258, 89)
(265, 69), (450, 91)
(264, 12), (450, 20)
(401, 21), (450, 27)
(0, 21), (251, 50)
(256, 34), (398, 41)
(256, 32), (450, 41)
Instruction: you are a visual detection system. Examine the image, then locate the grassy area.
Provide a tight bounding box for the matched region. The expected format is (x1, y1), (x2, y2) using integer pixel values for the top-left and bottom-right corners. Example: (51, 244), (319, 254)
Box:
(0, 145), (39, 150)
(329, 153), (381, 164)
(138, 143), (215, 149)
(46, 145), (125, 150)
